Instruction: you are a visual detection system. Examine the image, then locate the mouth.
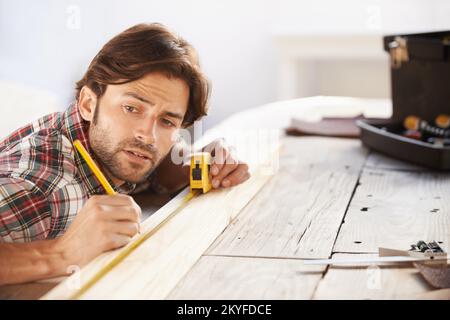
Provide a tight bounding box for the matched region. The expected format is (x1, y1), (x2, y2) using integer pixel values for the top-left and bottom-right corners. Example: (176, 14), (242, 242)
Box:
(123, 149), (152, 164)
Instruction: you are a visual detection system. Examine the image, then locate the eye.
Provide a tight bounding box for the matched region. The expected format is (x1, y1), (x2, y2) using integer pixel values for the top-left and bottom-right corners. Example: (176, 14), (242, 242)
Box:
(161, 118), (175, 127)
(123, 105), (138, 113)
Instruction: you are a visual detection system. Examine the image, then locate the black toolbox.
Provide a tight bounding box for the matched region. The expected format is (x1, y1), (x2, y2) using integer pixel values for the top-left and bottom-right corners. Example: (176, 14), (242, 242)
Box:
(357, 31), (450, 170)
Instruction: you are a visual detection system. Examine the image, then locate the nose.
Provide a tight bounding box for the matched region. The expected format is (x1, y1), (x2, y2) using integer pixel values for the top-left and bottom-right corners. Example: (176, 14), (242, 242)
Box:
(135, 117), (156, 145)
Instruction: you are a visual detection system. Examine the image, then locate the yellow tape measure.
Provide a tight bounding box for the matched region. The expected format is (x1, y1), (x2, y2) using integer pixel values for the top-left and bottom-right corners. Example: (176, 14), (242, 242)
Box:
(70, 140), (212, 299)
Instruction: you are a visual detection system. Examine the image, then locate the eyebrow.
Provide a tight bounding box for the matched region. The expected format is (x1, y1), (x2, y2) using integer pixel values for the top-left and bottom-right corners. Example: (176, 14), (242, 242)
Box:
(124, 91), (153, 105)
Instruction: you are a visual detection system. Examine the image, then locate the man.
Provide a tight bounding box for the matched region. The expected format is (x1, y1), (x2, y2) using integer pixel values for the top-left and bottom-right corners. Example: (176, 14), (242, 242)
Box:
(0, 23), (249, 285)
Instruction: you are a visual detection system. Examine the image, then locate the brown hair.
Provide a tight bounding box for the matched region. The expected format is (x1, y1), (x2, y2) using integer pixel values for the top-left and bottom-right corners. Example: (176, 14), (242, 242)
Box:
(75, 23), (210, 127)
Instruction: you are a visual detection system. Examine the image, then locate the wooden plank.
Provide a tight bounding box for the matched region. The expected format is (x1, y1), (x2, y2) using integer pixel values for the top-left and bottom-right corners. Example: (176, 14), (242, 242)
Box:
(333, 168), (450, 254)
(168, 255), (325, 299)
(207, 136), (368, 259)
(313, 253), (447, 299)
(41, 167), (273, 299)
(365, 151), (425, 172)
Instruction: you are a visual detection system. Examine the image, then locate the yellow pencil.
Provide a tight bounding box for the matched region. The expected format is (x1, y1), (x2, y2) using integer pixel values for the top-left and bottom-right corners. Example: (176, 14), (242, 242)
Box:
(73, 139), (116, 195)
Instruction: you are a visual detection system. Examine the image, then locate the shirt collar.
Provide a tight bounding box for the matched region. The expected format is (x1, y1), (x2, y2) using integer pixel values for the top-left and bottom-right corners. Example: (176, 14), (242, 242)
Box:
(62, 102), (136, 195)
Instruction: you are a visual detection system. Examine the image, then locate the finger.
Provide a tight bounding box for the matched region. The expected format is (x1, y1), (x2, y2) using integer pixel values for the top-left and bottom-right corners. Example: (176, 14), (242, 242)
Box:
(203, 138), (226, 157)
(106, 234), (132, 250)
(91, 194), (136, 207)
(100, 206), (141, 223)
(211, 156), (239, 188)
(221, 165), (250, 188)
(210, 141), (229, 176)
(107, 221), (140, 238)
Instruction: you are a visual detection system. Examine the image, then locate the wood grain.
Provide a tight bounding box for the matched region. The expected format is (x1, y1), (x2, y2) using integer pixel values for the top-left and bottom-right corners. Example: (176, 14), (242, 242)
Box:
(365, 151), (425, 172)
(333, 168), (450, 253)
(313, 253), (445, 299)
(207, 136), (368, 259)
(168, 255), (325, 300)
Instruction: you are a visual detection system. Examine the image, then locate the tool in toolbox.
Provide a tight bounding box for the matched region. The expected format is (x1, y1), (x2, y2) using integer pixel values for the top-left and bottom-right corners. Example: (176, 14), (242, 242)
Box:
(71, 140), (212, 299)
(435, 114), (450, 129)
(304, 240), (448, 266)
(388, 36), (409, 69)
(404, 115), (450, 139)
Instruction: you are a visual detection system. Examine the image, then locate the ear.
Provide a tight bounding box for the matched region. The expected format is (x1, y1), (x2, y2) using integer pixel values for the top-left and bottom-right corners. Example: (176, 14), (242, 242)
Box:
(78, 86), (98, 122)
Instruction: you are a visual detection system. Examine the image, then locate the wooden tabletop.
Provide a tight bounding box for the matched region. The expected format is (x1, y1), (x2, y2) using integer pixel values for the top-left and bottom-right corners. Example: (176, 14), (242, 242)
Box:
(1, 96), (449, 299)
(167, 97), (449, 299)
(168, 137), (450, 299)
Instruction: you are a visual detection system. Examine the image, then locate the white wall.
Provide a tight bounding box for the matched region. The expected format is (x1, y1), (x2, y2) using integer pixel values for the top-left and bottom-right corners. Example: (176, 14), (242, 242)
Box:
(1, 0), (449, 129)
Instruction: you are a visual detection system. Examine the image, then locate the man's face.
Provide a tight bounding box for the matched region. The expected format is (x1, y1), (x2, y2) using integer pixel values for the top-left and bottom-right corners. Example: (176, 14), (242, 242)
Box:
(86, 72), (189, 185)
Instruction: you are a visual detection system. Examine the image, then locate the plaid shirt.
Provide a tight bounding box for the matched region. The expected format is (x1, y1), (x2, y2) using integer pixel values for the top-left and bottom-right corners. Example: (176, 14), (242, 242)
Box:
(0, 103), (158, 243)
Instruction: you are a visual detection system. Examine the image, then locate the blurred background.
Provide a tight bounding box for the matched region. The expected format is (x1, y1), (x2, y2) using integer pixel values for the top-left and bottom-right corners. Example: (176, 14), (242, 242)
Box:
(1, 0), (449, 138)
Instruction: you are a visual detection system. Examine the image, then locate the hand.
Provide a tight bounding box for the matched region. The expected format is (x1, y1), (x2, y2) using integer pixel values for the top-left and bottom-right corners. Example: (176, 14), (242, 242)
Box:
(204, 138), (250, 189)
(55, 194), (141, 266)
